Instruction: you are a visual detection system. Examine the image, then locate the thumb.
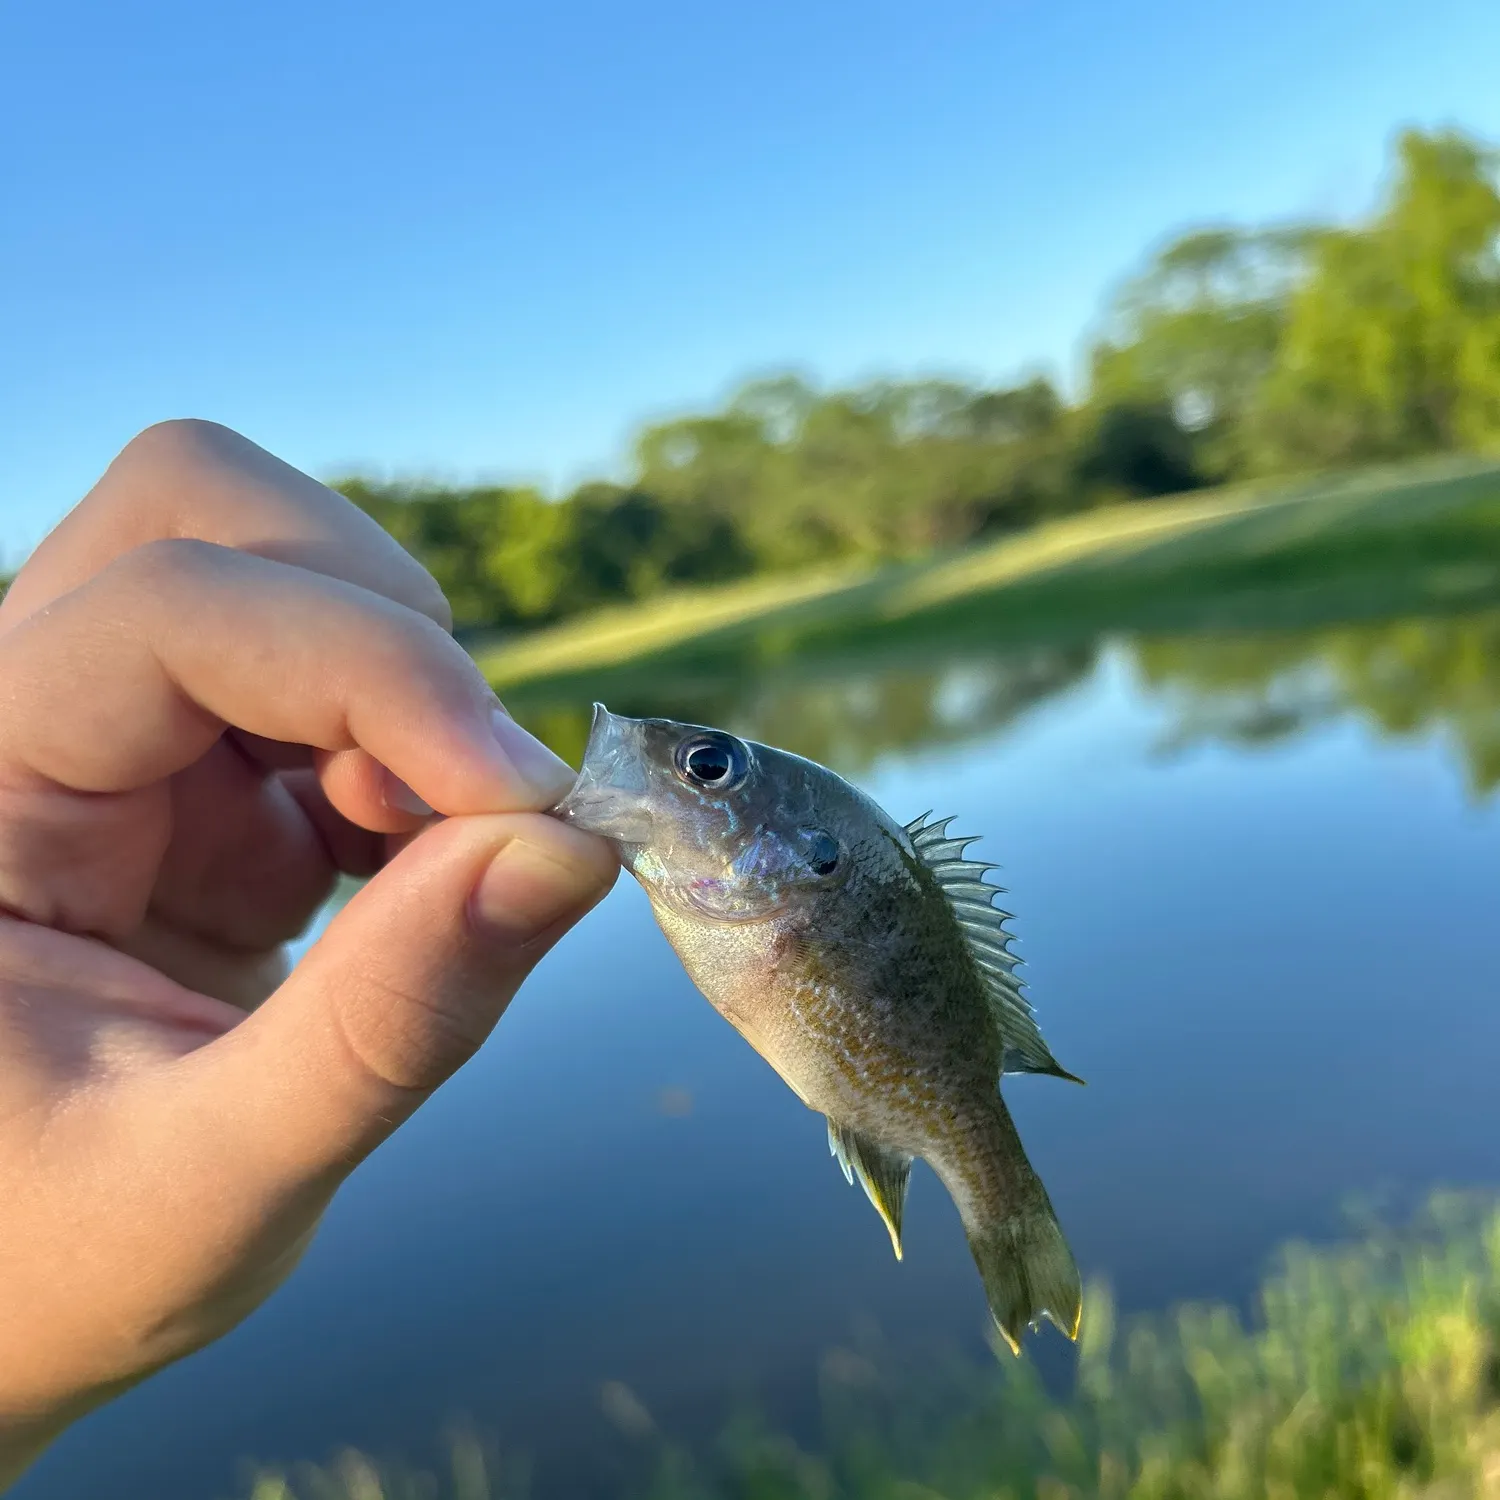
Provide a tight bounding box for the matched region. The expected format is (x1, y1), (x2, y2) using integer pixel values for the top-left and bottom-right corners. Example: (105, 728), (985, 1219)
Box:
(185, 812), (618, 1184)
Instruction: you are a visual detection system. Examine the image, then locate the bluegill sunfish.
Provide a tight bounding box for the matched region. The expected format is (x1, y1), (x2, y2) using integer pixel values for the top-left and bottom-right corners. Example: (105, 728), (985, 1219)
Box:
(553, 705), (1082, 1351)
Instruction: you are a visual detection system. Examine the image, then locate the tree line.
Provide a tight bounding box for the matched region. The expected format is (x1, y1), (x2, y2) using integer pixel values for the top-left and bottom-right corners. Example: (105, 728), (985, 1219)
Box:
(11, 128), (1495, 626)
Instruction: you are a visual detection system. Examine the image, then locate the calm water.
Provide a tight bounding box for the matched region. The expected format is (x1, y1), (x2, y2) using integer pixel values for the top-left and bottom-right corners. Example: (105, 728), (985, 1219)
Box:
(19, 614), (1500, 1498)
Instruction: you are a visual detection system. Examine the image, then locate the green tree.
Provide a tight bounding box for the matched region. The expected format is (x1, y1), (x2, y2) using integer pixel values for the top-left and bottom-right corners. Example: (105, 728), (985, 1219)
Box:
(1091, 225), (1314, 480)
(1251, 130), (1500, 470)
(566, 481), (753, 604)
(336, 480), (574, 628)
(1070, 396), (1201, 502)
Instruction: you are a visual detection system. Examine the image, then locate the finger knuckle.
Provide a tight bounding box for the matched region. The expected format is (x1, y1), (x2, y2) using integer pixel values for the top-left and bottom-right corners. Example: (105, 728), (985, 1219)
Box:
(115, 424), (458, 635)
(67, 421), (238, 547)
(114, 418), (235, 483)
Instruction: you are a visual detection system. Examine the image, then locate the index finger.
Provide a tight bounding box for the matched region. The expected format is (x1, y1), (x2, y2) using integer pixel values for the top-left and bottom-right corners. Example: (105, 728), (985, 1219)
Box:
(0, 539), (573, 812)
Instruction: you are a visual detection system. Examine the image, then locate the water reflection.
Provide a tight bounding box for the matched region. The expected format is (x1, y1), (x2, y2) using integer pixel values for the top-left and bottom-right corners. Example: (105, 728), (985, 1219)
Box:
(518, 608), (1500, 799)
(1133, 611), (1500, 795)
(519, 643), (1097, 776)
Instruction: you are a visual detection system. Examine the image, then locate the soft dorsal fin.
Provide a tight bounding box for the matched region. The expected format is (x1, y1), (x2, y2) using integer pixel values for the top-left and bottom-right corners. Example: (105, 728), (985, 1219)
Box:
(905, 812), (1083, 1086)
(828, 1119), (913, 1259)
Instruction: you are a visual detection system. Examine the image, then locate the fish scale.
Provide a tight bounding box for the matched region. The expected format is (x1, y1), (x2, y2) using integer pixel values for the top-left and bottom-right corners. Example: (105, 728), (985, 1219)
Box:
(553, 704), (1084, 1353)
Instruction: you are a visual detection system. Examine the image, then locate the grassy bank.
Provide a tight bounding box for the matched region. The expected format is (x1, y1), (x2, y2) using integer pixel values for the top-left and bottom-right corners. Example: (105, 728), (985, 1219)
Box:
(242, 1194), (1500, 1500)
(477, 455), (1500, 713)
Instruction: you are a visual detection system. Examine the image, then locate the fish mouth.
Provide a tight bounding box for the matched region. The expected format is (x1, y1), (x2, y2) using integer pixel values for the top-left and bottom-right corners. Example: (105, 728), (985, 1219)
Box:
(549, 703), (655, 846)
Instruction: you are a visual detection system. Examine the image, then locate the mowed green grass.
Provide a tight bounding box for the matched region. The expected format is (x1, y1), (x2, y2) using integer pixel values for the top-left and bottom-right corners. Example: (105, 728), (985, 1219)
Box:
(476, 454), (1500, 704)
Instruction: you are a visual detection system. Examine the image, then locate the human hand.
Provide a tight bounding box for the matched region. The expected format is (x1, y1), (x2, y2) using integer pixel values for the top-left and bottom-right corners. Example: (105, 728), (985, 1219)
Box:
(0, 422), (617, 1483)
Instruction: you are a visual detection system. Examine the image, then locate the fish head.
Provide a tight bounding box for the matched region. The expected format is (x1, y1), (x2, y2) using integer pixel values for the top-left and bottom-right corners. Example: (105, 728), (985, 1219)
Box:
(552, 704), (874, 925)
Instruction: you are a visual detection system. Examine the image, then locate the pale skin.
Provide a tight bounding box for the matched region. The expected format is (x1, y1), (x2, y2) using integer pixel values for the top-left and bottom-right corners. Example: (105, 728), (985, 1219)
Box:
(0, 421), (619, 1487)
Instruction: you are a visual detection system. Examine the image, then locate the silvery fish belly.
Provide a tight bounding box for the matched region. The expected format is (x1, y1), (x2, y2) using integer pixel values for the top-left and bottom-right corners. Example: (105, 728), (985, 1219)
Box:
(552, 704), (1082, 1351)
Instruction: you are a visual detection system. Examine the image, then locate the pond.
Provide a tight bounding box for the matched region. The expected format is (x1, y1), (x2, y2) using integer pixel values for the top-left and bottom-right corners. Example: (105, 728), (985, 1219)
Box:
(16, 608), (1500, 1499)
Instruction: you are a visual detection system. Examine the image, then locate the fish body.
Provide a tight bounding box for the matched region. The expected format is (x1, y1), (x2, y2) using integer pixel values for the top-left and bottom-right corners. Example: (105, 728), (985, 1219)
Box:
(553, 704), (1082, 1350)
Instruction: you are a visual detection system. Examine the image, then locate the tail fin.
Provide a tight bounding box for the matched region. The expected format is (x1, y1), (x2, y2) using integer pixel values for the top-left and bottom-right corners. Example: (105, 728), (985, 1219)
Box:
(967, 1207), (1082, 1355)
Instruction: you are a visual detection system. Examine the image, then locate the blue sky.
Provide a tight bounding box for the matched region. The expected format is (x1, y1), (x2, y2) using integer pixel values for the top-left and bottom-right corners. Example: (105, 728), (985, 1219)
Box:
(3, 0), (1499, 563)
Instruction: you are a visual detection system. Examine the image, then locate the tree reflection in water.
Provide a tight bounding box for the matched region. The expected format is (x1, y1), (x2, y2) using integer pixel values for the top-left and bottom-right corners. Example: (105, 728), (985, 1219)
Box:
(1132, 609), (1500, 796)
(518, 642), (1099, 780)
(516, 608), (1500, 801)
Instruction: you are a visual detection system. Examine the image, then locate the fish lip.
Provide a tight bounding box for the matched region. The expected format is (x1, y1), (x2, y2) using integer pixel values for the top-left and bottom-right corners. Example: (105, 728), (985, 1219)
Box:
(549, 703), (654, 844)
(547, 702), (614, 807)
(572, 701), (614, 780)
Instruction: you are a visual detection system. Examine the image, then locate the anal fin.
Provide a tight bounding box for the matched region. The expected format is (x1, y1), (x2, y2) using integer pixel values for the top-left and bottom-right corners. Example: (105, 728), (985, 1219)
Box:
(827, 1121), (913, 1261)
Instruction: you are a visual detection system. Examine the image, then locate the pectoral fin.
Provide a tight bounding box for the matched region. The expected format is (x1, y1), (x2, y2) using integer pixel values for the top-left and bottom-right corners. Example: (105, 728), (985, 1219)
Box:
(827, 1121), (913, 1260)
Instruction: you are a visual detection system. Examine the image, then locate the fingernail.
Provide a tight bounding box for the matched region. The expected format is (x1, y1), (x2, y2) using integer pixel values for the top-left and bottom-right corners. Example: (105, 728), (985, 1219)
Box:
(472, 835), (600, 944)
(381, 771), (434, 817)
(490, 706), (576, 807)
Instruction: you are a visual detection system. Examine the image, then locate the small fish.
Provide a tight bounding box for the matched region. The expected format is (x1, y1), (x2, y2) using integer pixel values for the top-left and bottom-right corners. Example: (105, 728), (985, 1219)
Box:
(553, 704), (1082, 1351)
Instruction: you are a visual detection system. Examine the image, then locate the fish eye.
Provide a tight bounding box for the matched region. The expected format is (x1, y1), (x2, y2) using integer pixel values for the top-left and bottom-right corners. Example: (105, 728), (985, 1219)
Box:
(674, 732), (748, 791)
(804, 829), (841, 876)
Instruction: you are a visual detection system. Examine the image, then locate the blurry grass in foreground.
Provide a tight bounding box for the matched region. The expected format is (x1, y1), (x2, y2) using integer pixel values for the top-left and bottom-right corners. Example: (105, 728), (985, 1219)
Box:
(241, 1193), (1500, 1499)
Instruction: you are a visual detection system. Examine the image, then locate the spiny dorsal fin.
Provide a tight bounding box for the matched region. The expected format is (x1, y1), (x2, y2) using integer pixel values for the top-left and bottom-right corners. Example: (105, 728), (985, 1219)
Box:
(904, 812), (1083, 1086)
(828, 1120), (913, 1260)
